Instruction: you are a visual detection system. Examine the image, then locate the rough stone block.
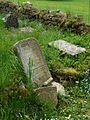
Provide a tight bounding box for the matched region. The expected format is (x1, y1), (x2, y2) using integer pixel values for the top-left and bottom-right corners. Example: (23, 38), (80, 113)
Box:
(3, 13), (19, 28)
(34, 86), (57, 106)
(51, 81), (65, 96)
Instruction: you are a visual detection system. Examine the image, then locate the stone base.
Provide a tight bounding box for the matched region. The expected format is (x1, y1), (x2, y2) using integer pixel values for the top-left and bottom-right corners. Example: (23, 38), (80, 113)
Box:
(34, 86), (57, 106)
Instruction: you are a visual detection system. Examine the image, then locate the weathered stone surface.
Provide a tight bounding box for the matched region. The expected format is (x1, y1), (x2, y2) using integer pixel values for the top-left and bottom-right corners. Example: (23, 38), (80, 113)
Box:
(3, 13), (19, 28)
(20, 27), (34, 32)
(51, 81), (65, 96)
(49, 40), (86, 56)
(13, 38), (53, 88)
(34, 86), (57, 106)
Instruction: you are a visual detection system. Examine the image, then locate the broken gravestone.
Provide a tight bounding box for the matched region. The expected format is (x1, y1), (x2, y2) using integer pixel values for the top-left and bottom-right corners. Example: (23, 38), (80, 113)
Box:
(48, 40), (86, 56)
(3, 13), (19, 28)
(13, 38), (53, 88)
(34, 86), (57, 106)
(13, 38), (58, 106)
(13, 38), (66, 106)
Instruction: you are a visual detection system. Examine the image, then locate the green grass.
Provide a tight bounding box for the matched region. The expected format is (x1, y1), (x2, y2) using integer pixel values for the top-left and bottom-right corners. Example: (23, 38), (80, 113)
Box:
(0, 15), (90, 119)
(0, 0), (90, 119)
(10, 0), (90, 24)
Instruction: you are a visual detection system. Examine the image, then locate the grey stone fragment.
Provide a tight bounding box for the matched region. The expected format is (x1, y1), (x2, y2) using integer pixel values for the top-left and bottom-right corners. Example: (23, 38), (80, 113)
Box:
(20, 27), (34, 33)
(51, 81), (65, 96)
(34, 86), (57, 106)
(13, 38), (53, 88)
(3, 13), (19, 28)
(49, 40), (86, 56)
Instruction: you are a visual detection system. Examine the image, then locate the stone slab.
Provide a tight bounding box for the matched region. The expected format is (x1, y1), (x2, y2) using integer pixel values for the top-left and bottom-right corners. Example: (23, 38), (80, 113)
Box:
(48, 40), (86, 56)
(20, 27), (34, 33)
(13, 38), (53, 88)
(34, 86), (57, 106)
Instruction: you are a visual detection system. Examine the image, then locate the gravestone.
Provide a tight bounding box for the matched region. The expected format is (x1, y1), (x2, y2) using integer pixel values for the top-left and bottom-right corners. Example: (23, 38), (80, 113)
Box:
(48, 40), (86, 56)
(3, 13), (19, 28)
(13, 38), (58, 106)
(13, 38), (53, 88)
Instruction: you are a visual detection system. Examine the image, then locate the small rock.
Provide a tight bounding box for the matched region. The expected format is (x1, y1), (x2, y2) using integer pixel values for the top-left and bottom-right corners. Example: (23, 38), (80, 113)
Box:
(51, 81), (65, 96)
(3, 13), (19, 28)
(43, 77), (53, 86)
(20, 26), (34, 33)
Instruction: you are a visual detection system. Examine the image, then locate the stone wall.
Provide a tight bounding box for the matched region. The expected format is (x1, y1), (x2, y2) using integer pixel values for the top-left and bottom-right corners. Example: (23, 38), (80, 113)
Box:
(0, 0), (90, 34)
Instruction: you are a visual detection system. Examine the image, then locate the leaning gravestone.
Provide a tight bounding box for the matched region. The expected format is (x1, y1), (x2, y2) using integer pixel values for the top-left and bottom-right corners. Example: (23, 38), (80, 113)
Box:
(48, 40), (86, 56)
(13, 38), (58, 106)
(3, 13), (19, 28)
(13, 38), (53, 88)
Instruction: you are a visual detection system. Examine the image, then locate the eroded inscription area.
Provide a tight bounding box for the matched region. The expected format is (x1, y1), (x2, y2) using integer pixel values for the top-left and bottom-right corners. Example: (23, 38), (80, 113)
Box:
(14, 38), (52, 87)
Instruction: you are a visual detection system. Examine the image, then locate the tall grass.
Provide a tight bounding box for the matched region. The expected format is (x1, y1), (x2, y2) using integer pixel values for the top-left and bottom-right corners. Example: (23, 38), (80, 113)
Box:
(0, 8), (90, 119)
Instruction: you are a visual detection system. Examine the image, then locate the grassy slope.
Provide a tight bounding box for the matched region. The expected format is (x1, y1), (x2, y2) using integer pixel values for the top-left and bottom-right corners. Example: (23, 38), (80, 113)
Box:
(0, 0), (90, 119)
(0, 16), (90, 119)
(10, 0), (90, 23)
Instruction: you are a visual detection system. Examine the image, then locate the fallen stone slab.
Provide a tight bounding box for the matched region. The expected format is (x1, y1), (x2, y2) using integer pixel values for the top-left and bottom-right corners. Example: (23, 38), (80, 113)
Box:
(20, 26), (34, 33)
(34, 86), (57, 106)
(48, 40), (86, 56)
(13, 38), (53, 88)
